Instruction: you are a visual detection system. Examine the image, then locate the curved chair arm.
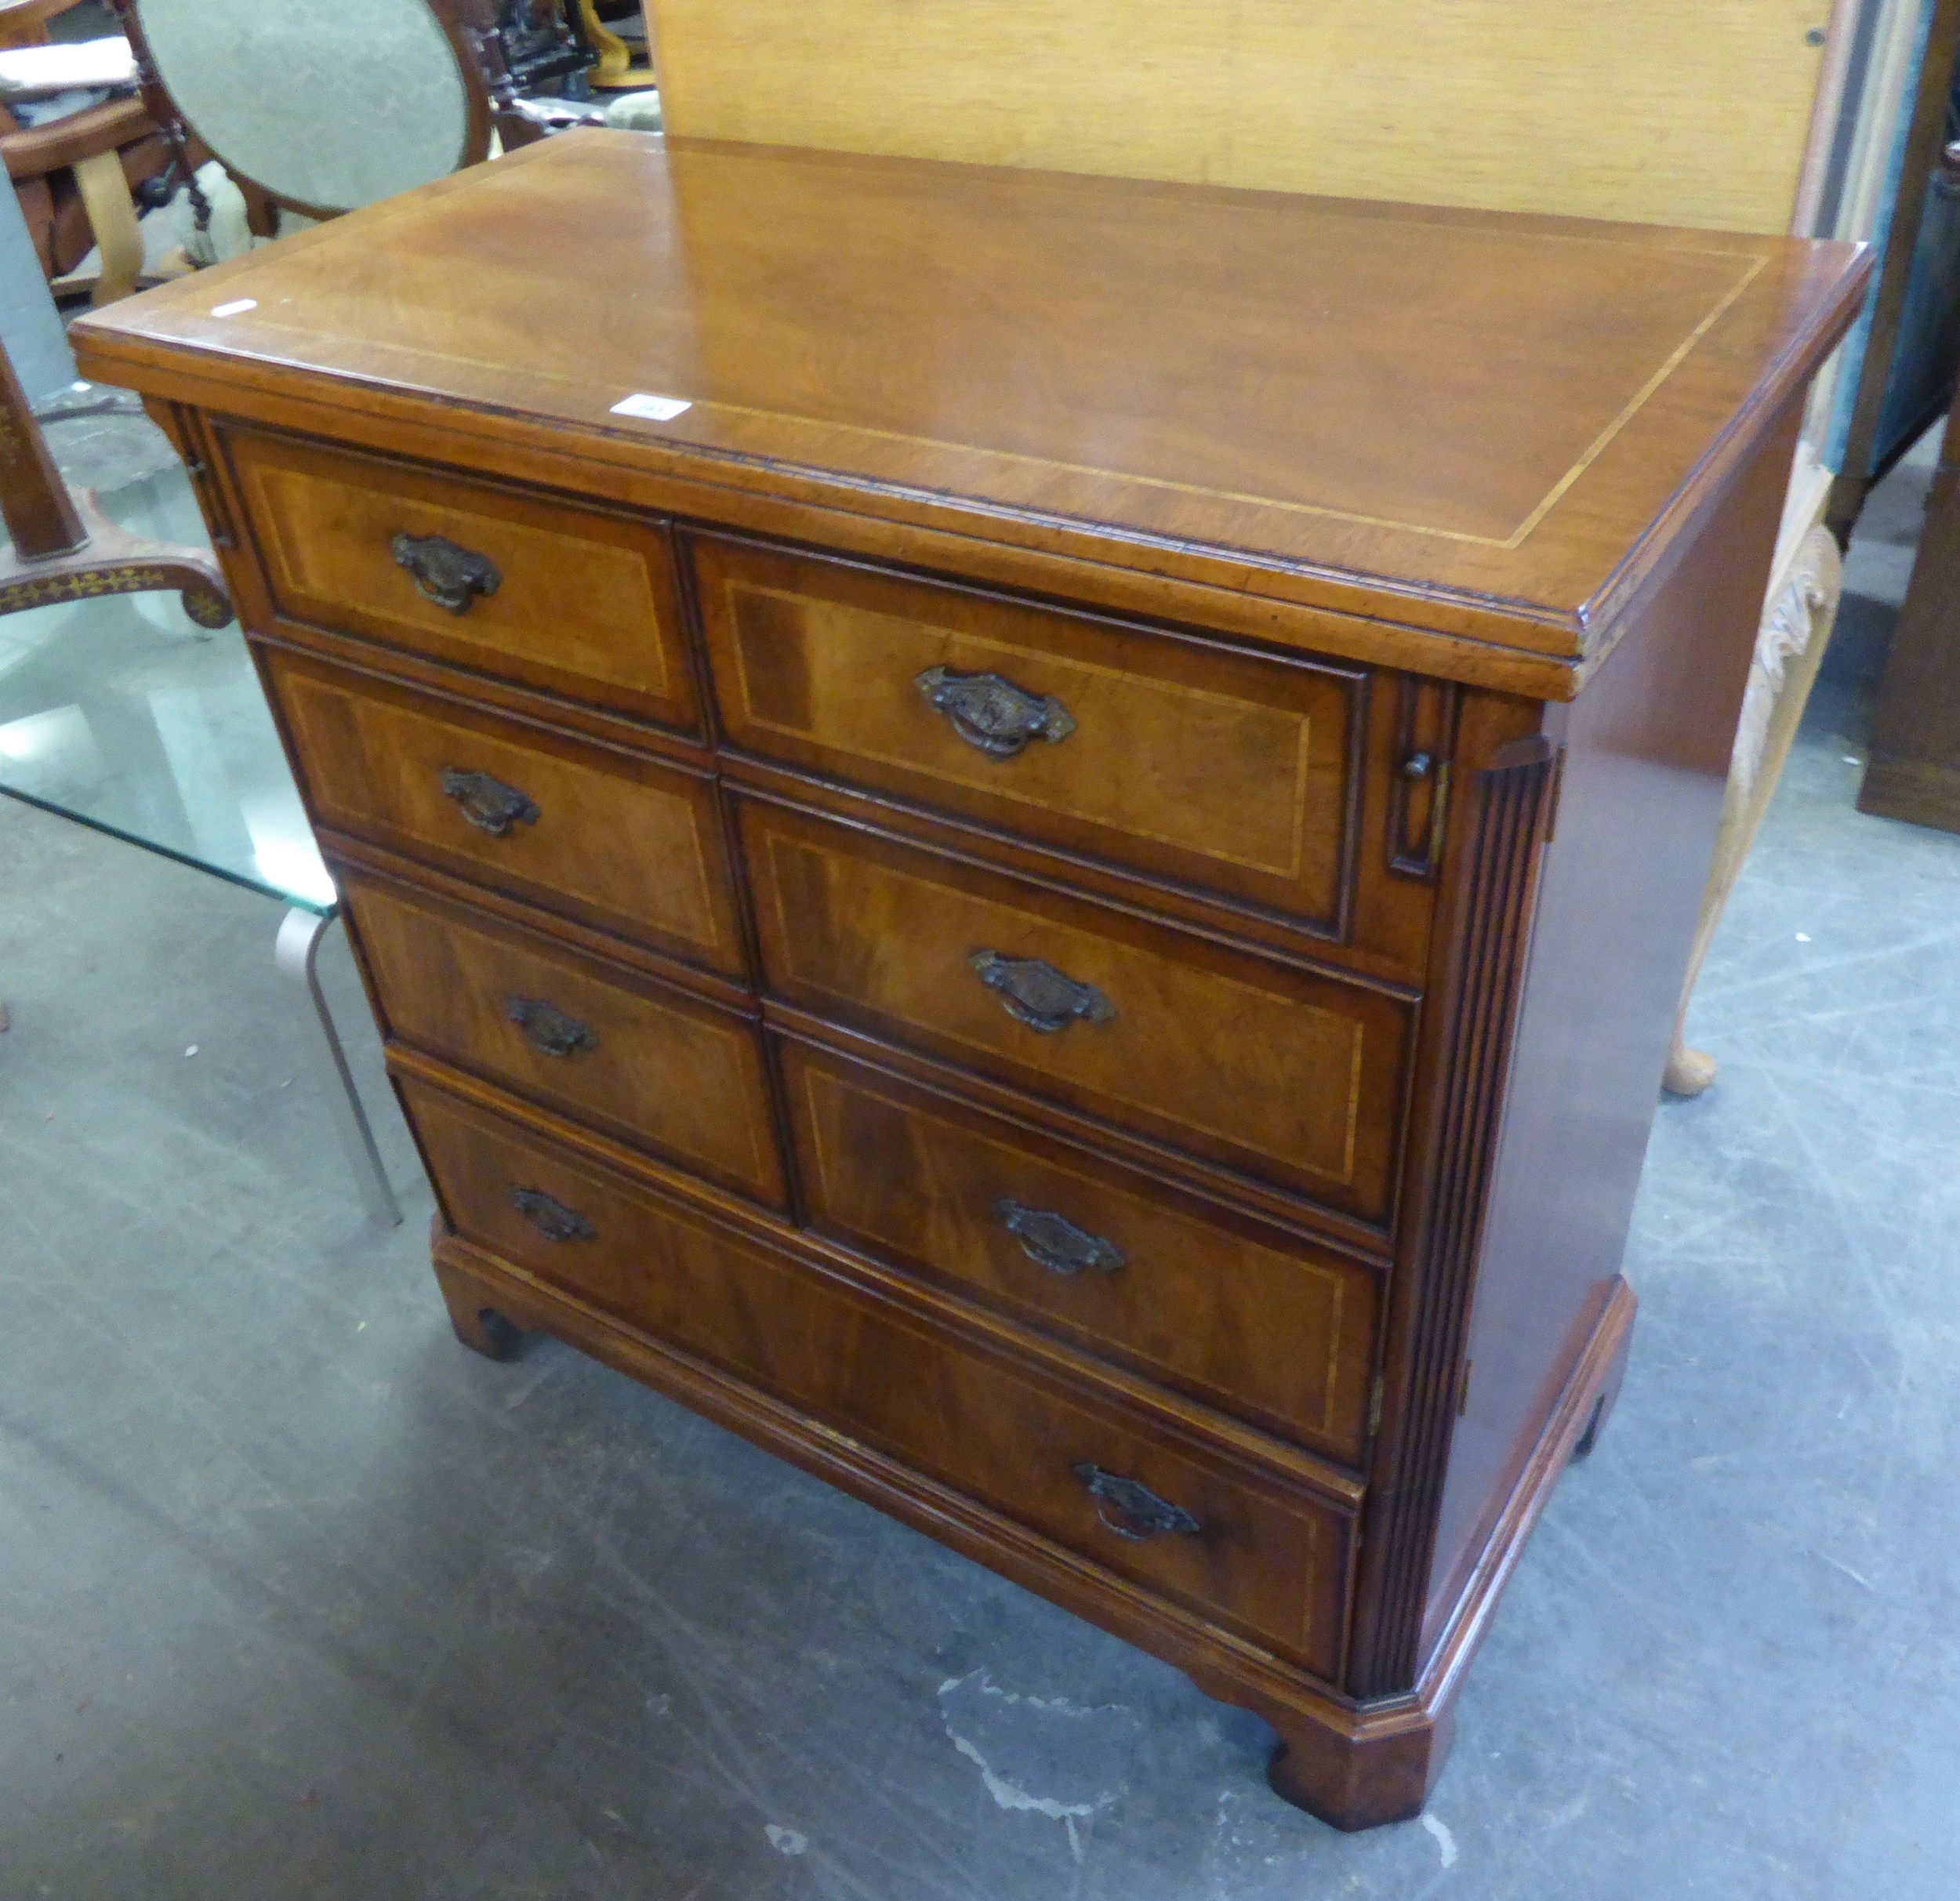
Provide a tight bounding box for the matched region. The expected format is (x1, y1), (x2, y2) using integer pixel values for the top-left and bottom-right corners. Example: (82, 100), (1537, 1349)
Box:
(2, 95), (154, 182)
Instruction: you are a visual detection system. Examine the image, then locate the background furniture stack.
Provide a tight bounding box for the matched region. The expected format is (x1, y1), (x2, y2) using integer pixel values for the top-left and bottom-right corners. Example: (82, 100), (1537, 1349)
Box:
(1, 0), (168, 303)
(1858, 391), (1960, 827)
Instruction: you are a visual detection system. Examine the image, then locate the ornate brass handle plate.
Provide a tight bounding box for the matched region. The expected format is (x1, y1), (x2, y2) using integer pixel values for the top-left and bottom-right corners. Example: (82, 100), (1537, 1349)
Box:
(968, 950), (1114, 1034)
(1073, 1463), (1202, 1541)
(993, 1197), (1124, 1276)
(916, 666), (1076, 759)
(440, 767), (539, 836)
(392, 531), (501, 615)
(506, 996), (599, 1058)
(508, 1185), (595, 1243)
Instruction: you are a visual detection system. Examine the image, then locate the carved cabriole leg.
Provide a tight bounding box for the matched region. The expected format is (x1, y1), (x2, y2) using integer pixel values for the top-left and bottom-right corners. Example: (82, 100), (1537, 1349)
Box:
(431, 1244), (524, 1361)
(1664, 521), (1844, 1095)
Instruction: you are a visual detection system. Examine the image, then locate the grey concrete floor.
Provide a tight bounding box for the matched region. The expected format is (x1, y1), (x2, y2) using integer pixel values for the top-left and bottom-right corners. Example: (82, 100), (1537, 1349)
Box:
(2, 457), (1958, 1900)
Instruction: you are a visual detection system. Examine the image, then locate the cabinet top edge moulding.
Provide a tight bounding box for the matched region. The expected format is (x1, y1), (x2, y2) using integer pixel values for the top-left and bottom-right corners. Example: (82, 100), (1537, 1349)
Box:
(71, 135), (1872, 698)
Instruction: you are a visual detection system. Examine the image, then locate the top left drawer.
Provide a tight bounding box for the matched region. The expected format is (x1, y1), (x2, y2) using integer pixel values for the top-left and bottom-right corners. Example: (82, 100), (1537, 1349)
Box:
(220, 426), (699, 735)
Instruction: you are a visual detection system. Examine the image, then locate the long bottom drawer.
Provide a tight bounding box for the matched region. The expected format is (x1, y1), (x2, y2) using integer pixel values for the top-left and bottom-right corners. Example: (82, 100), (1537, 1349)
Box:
(403, 1075), (1353, 1678)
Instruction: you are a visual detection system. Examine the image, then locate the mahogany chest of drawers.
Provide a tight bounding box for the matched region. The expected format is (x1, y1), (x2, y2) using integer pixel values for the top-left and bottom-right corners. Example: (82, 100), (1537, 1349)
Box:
(72, 133), (1867, 1830)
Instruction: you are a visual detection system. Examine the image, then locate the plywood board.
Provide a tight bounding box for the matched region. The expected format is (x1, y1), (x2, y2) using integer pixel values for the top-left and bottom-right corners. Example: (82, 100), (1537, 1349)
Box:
(648, 0), (1833, 234)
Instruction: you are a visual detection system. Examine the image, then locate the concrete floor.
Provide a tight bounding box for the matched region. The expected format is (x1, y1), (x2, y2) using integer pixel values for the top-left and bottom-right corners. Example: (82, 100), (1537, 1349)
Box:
(2, 455), (1958, 1899)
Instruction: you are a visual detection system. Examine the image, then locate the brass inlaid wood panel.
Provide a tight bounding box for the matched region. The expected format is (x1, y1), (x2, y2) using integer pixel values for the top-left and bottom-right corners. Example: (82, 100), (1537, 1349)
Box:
(227, 424), (698, 732)
(345, 872), (782, 1206)
(740, 797), (1410, 1220)
(780, 1039), (1381, 1462)
(695, 533), (1364, 930)
(649, 0), (1830, 234)
(406, 1076), (1351, 1677)
(266, 651), (742, 974)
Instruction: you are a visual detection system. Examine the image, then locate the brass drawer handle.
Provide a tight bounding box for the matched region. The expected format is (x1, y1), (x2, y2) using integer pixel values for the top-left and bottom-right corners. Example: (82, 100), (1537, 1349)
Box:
(441, 767), (539, 836)
(508, 1185), (595, 1243)
(916, 666), (1076, 760)
(1073, 1463), (1201, 1541)
(993, 1197), (1124, 1276)
(392, 531), (501, 615)
(506, 996), (599, 1058)
(968, 950), (1114, 1034)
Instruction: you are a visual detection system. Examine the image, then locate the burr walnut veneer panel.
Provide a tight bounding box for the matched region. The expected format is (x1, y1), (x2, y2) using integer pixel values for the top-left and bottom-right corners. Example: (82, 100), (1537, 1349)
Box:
(343, 870), (784, 1208)
(693, 531), (1375, 941)
(779, 1036), (1381, 1463)
(267, 649), (744, 977)
(405, 1075), (1356, 1680)
(228, 425), (698, 734)
(71, 134), (1868, 1833)
(739, 795), (1413, 1223)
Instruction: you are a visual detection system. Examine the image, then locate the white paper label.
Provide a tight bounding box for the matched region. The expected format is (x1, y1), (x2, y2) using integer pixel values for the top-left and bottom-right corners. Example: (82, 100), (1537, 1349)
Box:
(609, 392), (693, 422)
(209, 298), (257, 317)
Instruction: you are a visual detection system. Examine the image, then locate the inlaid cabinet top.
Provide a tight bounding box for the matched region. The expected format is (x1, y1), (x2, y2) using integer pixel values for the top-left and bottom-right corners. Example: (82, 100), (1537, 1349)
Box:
(74, 134), (1868, 677)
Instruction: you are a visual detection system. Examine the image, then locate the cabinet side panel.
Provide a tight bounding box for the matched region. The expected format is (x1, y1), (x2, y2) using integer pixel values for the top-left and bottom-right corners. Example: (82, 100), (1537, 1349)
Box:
(1421, 399), (1802, 1653)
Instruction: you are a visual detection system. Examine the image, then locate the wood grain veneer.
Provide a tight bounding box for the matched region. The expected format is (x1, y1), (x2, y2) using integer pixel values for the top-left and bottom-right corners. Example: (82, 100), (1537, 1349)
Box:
(75, 136), (1867, 683)
(778, 1035), (1383, 1464)
(228, 424), (699, 735)
(405, 1072), (1357, 1680)
(343, 867), (783, 1207)
(693, 531), (1370, 934)
(68, 136), (1870, 1832)
(267, 646), (744, 978)
(738, 793), (1414, 1223)
(648, 0), (1834, 234)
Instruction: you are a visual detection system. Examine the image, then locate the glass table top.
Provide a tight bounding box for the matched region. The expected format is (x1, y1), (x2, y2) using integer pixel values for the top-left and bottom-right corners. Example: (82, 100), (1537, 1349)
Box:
(0, 464), (334, 914)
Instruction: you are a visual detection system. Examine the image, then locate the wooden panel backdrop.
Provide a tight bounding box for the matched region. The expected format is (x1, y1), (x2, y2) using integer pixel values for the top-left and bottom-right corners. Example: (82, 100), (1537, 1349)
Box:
(648, 0), (1835, 234)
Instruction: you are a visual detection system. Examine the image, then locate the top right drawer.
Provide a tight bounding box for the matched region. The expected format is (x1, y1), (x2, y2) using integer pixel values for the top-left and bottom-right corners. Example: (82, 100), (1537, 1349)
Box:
(691, 534), (1384, 938)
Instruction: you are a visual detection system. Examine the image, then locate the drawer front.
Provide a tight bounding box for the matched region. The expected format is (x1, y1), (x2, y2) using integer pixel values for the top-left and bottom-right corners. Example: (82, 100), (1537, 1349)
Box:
(267, 650), (743, 974)
(741, 797), (1412, 1222)
(226, 425), (698, 731)
(694, 535), (1363, 931)
(406, 1077), (1352, 1677)
(347, 873), (783, 1206)
(780, 1039), (1381, 1463)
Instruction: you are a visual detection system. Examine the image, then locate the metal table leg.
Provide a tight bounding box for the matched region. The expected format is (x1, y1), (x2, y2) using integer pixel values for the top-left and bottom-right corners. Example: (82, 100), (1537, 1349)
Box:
(274, 905), (402, 1228)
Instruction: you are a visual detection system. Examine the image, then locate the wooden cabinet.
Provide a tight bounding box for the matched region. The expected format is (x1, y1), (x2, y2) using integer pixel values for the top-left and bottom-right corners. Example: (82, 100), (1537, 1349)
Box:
(71, 132), (1867, 1831)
